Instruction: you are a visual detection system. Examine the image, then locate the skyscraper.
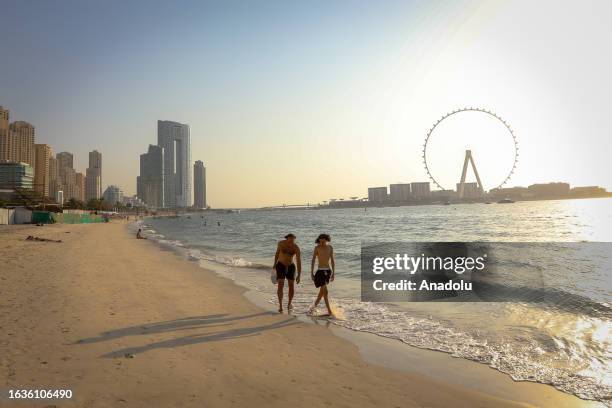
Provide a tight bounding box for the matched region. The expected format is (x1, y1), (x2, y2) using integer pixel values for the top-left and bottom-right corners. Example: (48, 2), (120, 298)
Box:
(194, 160), (207, 209)
(9, 121), (35, 166)
(56, 152), (74, 177)
(76, 172), (85, 202)
(48, 156), (60, 201)
(0, 106), (11, 162)
(34, 144), (52, 197)
(56, 152), (78, 201)
(157, 120), (191, 208)
(85, 150), (102, 201)
(62, 167), (78, 200)
(137, 144), (164, 208)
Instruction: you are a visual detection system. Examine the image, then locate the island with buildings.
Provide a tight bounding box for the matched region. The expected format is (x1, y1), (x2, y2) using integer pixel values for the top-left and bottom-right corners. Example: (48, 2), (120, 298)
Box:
(322, 181), (611, 209)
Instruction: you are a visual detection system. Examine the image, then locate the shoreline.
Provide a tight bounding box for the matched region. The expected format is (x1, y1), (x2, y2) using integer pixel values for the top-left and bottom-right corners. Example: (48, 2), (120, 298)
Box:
(0, 221), (603, 407)
(138, 220), (603, 407)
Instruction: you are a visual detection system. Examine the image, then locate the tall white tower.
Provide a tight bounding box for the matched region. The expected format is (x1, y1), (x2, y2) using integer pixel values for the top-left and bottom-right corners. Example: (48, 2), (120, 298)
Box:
(157, 120), (192, 208)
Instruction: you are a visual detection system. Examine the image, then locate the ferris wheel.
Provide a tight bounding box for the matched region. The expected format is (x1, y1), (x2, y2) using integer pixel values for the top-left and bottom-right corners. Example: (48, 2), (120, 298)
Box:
(422, 107), (518, 194)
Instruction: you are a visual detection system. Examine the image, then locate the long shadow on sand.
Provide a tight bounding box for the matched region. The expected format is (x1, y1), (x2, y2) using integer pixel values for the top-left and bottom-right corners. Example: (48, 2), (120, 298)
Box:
(76, 312), (273, 345)
(100, 318), (297, 358)
(74, 312), (298, 358)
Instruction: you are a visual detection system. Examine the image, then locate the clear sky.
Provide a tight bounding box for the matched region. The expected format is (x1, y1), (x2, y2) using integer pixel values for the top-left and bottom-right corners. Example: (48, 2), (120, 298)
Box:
(1, 0), (611, 208)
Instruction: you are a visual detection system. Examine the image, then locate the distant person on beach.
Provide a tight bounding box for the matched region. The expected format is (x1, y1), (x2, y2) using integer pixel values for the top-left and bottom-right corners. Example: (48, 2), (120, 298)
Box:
(136, 229), (146, 239)
(273, 233), (302, 312)
(309, 234), (335, 316)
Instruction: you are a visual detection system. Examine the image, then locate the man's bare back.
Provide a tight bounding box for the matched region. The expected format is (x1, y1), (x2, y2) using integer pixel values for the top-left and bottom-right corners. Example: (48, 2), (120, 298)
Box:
(313, 244), (333, 268)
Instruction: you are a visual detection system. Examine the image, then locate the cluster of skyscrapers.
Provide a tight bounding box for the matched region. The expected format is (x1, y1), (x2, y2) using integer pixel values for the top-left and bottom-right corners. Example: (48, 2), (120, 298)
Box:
(0, 105), (104, 205)
(137, 120), (206, 209)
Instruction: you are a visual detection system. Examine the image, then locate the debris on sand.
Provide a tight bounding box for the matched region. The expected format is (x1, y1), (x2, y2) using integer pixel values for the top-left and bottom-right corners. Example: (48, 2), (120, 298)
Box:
(25, 236), (62, 243)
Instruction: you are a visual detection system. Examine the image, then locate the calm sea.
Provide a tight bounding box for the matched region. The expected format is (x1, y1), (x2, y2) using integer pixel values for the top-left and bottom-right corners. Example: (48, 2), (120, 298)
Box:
(136, 198), (612, 404)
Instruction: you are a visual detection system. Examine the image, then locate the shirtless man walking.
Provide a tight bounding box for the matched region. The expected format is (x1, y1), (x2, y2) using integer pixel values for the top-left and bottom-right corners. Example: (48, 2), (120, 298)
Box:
(309, 234), (335, 316)
(273, 233), (302, 313)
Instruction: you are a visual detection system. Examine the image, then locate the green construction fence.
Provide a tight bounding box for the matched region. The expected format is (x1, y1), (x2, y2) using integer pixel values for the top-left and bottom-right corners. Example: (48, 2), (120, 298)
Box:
(32, 211), (107, 224)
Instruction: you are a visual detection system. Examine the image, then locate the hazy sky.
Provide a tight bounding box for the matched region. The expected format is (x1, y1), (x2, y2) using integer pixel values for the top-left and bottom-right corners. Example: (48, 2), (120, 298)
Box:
(1, 0), (611, 207)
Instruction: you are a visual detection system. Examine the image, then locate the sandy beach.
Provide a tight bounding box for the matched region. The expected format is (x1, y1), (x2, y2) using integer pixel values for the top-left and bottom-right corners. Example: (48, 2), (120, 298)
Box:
(0, 221), (602, 407)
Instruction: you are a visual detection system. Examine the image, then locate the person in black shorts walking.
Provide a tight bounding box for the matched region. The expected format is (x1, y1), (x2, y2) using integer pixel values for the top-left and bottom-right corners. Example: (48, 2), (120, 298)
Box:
(272, 233), (302, 312)
(309, 234), (335, 316)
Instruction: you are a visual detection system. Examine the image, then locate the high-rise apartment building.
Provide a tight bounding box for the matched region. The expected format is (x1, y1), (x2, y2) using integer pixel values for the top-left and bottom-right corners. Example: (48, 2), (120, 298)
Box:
(76, 172), (85, 202)
(157, 120), (191, 208)
(34, 144), (52, 197)
(48, 156), (61, 202)
(0, 106), (11, 162)
(62, 167), (78, 200)
(85, 168), (100, 202)
(56, 152), (74, 179)
(9, 121), (35, 166)
(194, 160), (207, 209)
(56, 152), (79, 201)
(137, 144), (164, 208)
(85, 150), (102, 201)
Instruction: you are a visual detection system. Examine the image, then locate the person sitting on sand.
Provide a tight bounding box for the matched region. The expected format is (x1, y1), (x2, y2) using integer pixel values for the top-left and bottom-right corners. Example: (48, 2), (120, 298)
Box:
(136, 229), (146, 239)
(309, 234), (335, 316)
(272, 233), (302, 313)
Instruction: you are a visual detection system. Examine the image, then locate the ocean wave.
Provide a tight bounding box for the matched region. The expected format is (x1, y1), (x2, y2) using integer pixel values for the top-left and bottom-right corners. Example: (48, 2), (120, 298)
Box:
(186, 248), (269, 270)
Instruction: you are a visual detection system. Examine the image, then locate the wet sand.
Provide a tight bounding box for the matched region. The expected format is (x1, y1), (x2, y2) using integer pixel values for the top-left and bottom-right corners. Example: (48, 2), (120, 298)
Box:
(0, 221), (599, 407)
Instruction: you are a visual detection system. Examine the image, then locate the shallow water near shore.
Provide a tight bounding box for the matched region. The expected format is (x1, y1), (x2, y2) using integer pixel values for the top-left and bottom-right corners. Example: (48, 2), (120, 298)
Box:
(136, 198), (612, 405)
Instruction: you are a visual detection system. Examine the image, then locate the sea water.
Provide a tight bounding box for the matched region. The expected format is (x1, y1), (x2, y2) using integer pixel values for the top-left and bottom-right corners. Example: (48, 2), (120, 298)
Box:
(137, 198), (612, 404)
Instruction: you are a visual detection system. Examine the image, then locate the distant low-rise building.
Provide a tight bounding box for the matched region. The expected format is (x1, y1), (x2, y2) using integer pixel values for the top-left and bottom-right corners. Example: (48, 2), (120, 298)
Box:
(389, 183), (411, 202)
(410, 182), (431, 199)
(55, 190), (64, 205)
(122, 195), (147, 208)
(571, 186), (607, 197)
(0, 162), (34, 190)
(103, 185), (124, 206)
(528, 182), (570, 197)
(455, 182), (482, 199)
(368, 187), (388, 203)
(431, 189), (455, 200)
(488, 186), (529, 199)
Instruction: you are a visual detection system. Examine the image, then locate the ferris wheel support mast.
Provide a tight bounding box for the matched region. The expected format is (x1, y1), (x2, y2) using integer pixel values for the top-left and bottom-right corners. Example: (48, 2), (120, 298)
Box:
(457, 150), (484, 199)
